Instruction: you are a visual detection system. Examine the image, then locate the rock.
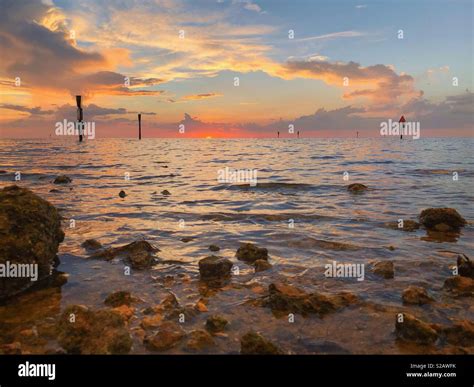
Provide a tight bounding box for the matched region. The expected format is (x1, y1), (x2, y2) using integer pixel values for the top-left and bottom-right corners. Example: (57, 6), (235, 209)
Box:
(209, 244), (220, 252)
(119, 190), (126, 198)
(57, 305), (132, 354)
(395, 313), (438, 345)
(185, 330), (214, 352)
(81, 239), (102, 251)
(180, 237), (194, 243)
(143, 321), (186, 351)
(265, 282), (357, 316)
(206, 315), (228, 333)
(161, 293), (180, 311)
(140, 314), (164, 330)
(254, 259), (272, 272)
(198, 256), (233, 280)
(90, 240), (158, 269)
(0, 170), (7, 174)
(128, 250), (154, 269)
(347, 183), (367, 193)
(443, 276), (474, 297)
(236, 243), (268, 263)
(419, 208), (466, 232)
(49, 189), (61, 193)
(112, 305), (135, 321)
(386, 220), (420, 232)
(161, 190), (171, 195)
(0, 342), (22, 354)
(53, 175), (72, 184)
(457, 254), (474, 279)
(194, 299), (208, 312)
(0, 185), (64, 300)
(104, 291), (132, 307)
(402, 286), (434, 305)
(371, 261), (394, 279)
(240, 332), (282, 354)
(441, 320), (474, 347)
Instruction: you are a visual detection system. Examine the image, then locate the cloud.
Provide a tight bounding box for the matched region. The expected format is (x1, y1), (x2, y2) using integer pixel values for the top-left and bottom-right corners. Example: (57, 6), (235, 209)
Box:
(0, 0), (162, 97)
(276, 58), (420, 109)
(296, 31), (366, 42)
(182, 93), (222, 100)
(0, 104), (54, 116)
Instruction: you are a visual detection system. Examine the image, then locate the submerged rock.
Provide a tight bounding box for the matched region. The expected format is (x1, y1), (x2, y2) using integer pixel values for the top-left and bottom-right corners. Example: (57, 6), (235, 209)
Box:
(0, 185), (64, 300)
(236, 243), (268, 263)
(395, 313), (438, 345)
(143, 321), (186, 351)
(371, 260), (394, 279)
(457, 254), (474, 279)
(53, 175), (71, 184)
(206, 315), (228, 333)
(443, 276), (474, 297)
(198, 256), (233, 280)
(254, 259), (272, 272)
(240, 331), (282, 355)
(347, 183), (367, 193)
(119, 190), (127, 198)
(402, 286), (434, 305)
(441, 320), (474, 347)
(161, 190), (171, 195)
(419, 208), (466, 232)
(185, 330), (215, 352)
(209, 244), (220, 252)
(265, 282), (357, 316)
(81, 239), (102, 251)
(104, 291), (132, 307)
(57, 305), (132, 354)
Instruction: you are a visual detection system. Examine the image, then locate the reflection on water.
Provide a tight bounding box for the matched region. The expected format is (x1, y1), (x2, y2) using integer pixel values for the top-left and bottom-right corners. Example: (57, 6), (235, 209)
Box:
(0, 138), (473, 354)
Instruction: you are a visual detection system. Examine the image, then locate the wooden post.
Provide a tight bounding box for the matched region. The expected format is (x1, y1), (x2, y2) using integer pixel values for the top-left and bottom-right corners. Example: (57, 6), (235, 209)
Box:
(76, 95), (83, 142)
(138, 113), (142, 140)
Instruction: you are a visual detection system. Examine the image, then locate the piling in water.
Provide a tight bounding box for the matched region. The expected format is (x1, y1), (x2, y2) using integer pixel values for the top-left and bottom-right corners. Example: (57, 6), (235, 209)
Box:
(138, 113), (142, 140)
(76, 95), (83, 142)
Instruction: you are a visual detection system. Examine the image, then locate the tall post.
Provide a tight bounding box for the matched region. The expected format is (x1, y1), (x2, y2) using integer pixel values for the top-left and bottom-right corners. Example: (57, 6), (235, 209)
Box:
(138, 113), (142, 140)
(76, 95), (83, 142)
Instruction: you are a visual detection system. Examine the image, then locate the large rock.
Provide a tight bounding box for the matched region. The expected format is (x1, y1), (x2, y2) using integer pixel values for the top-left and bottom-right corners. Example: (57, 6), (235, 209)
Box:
(0, 186), (64, 300)
(395, 313), (438, 345)
(240, 332), (282, 355)
(265, 282), (357, 316)
(57, 305), (132, 354)
(419, 208), (466, 232)
(205, 315), (228, 333)
(236, 243), (268, 263)
(198, 256), (233, 280)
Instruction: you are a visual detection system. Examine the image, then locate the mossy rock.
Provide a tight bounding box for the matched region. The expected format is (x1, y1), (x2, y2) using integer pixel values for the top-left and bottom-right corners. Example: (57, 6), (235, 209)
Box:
(236, 243), (268, 263)
(0, 185), (64, 300)
(240, 332), (282, 355)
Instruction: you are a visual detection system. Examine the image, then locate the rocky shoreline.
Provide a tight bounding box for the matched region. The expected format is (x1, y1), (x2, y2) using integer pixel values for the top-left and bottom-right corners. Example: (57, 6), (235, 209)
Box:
(0, 183), (472, 355)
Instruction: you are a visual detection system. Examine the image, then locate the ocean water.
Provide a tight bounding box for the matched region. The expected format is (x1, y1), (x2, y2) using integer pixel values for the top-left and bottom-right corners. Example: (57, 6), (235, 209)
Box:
(0, 137), (473, 354)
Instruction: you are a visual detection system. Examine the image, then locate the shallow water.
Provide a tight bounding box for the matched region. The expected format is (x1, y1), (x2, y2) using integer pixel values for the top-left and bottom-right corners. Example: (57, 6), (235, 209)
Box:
(0, 137), (473, 354)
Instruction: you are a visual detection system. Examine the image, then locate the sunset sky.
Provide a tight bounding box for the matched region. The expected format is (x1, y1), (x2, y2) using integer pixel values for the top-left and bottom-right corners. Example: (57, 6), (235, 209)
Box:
(0, 0), (472, 138)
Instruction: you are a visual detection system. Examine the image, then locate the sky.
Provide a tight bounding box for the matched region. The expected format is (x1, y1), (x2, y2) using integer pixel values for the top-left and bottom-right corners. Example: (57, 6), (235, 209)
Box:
(0, 0), (472, 138)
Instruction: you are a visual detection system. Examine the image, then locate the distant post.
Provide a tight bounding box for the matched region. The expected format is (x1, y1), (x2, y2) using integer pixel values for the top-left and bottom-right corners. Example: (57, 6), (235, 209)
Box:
(138, 113), (142, 140)
(399, 115), (406, 139)
(76, 95), (83, 142)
